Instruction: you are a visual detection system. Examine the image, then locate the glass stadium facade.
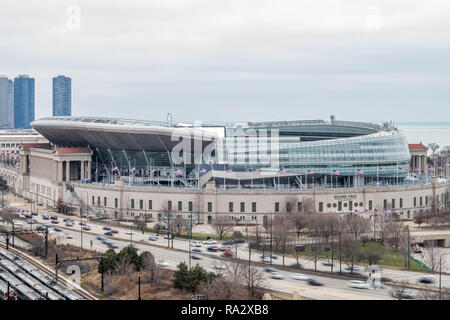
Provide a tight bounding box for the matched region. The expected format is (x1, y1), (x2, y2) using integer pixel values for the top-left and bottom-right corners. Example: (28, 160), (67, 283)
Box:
(30, 116), (410, 188)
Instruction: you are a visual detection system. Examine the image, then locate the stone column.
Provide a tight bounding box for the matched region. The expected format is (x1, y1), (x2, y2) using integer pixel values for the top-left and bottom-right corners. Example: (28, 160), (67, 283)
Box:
(81, 161), (85, 181)
(87, 160), (92, 180)
(422, 155), (426, 174)
(58, 161), (63, 182)
(66, 160), (71, 182)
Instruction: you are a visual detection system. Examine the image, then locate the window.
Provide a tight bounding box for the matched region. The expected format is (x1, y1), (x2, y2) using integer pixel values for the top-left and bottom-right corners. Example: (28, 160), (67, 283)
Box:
(178, 201), (182, 211)
(400, 198), (403, 208)
(297, 202), (303, 212)
(229, 202), (233, 212)
(349, 201), (353, 212)
(319, 202), (323, 212)
(392, 199), (395, 209)
(275, 202), (279, 213)
(286, 202), (292, 213)
(140, 199), (143, 210)
(115, 198), (118, 208)
(338, 201), (342, 211)
(425, 196), (428, 206)
(188, 201), (193, 212)
(252, 202), (256, 213)
(92, 196), (95, 205)
(414, 197), (417, 207)
(240, 202), (245, 213)
(149, 200), (152, 210)
(131, 199), (135, 209)
(383, 199), (387, 210)
(420, 197), (423, 206)
(168, 201), (172, 211)
(208, 202), (212, 212)
(104, 197), (107, 207)
(97, 197), (100, 206)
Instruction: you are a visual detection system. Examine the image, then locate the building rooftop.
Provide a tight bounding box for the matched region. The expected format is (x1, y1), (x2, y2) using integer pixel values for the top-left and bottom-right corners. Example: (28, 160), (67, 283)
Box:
(408, 143), (428, 150)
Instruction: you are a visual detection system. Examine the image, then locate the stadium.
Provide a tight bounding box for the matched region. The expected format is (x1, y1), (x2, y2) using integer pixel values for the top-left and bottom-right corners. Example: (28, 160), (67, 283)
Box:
(29, 115), (411, 189)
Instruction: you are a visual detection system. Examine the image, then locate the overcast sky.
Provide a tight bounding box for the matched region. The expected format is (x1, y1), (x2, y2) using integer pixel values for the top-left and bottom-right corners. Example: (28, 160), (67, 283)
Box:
(1, 0), (450, 124)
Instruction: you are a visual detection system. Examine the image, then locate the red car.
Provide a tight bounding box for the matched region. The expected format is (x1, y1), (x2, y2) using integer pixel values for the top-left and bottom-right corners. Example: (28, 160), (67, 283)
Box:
(223, 251), (234, 257)
(207, 246), (219, 252)
(51, 220), (59, 224)
(111, 229), (119, 234)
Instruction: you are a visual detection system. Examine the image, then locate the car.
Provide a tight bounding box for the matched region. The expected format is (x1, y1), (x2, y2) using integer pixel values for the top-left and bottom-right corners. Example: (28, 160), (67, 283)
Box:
(105, 231), (114, 236)
(322, 261), (334, 267)
(207, 246), (219, 252)
(111, 229), (119, 234)
(148, 235), (158, 241)
(290, 263), (303, 269)
(65, 233), (74, 239)
(97, 235), (106, 240)
(43, 223), (52, 228)
(163, 234), (173, 239)
(102, 239), (112, 244)
(54, 227), (62, 232)
(292, 273), (310, 281)
(192, 248), (202, 252)
(214, 263), (226, 270)
(191, 241), (202, 247)
(192, 254), (202, 260)
(261, 257), (272, 263)
(65, 223), (74, 227)
(264, 267), (278, 273)
(207, 270), (218, 276)
(42, 215), (49, 220)
(63, 218), (69, 222)
(125, 231), (134, 235)
(51, 220), (59, 224)
(50, 216), (58, 220)
(157, 260), (169, 267)
(79, 221), (86, 226)
(107, 242), (119, 249)
(270, 272), (284, 280)
(400, 290), (417, 299)
(26, 218), (35, 224)
(82, 226), (91, 231)
(223, 251), (234, 257)
(31, 212), (38, 216)
(218, 246), (231, 252)
(203, 239), (217, 244)
(348, 280), (370, 289)
(222, 240), (234, 245)
(103, 226), (112, 230)
(418, 275), (434, 284)
(233, 238), (246, 244)
(342, 266), (361, 274)
(308, 278), (324, 286)
(261, 254), (278, 260)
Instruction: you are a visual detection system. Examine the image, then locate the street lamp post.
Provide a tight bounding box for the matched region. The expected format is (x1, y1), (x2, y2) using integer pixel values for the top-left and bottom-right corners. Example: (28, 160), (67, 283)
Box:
(439, 253), (450, 300)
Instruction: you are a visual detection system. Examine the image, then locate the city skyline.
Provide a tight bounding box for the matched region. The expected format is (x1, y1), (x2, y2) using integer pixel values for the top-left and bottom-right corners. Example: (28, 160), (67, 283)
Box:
(13, 75), (35, 129)
(1, 1), (450, 124)
(52, 75), (71, 116)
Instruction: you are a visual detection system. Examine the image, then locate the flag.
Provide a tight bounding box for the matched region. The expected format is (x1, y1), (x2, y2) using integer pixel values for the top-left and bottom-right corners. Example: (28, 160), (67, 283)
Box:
(307, 169), (314, 175)
(175, 169), (182, 174)
(356, 169), (364, 174)
(379, 167), (386, 172)
(130, 167), (136, 172)
(199, 168), (207, 174)
(414, 167), (421, 172)
(227, 169), (232, 173)
(428, 166), (434, 171)
(438, 166), (442, 170)
(151, 168), (156, 173)
(95, 168), (98, 174)
(112, 166), (118, 172)
(354, 209), (359, 214)
(399, 167), (405, 173)
(332, 169), (339, 175)
(446, 163), (450, 167)
(253, 169), (260, 173)
(280, 168), (286, 174)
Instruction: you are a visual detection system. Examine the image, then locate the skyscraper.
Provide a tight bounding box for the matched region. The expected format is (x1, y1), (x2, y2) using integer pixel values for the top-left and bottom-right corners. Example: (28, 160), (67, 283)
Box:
(52, 75), (71, 116)
(0, 75), (8, 129)
(8, 79), (14, 128)
(14, 75), (35, 129)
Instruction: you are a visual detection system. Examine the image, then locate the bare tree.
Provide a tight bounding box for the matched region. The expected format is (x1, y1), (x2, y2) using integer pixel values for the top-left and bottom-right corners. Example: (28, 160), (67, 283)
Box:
(341, 234), (361, 271)
(239, 263), (266, 296)
(0, 206), (15, 226)
(422, 240), (446, 271)
(212, 215), (234, 240)
(140, 251), (157, 286)
(173, 216), (185, 237)
(115, 256), (135, 276)
(272, 216), (293, 266)
(386, 220), (406, 251)
(198, 276), (247, 300)
(289, 213), (308, 240)
(344, 214), (370, 240)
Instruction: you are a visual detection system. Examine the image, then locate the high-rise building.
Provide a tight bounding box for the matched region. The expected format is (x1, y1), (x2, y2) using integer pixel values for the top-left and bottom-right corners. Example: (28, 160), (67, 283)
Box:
(8, 79), (14, 128)
(0, 75), (8, 129)
(14, 75), (35, 129)
(52, 75), (71, 116)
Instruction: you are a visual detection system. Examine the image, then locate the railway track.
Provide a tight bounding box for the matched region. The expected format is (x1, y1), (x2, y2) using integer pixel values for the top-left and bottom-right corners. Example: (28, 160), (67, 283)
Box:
(0, 242), (97, 300)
